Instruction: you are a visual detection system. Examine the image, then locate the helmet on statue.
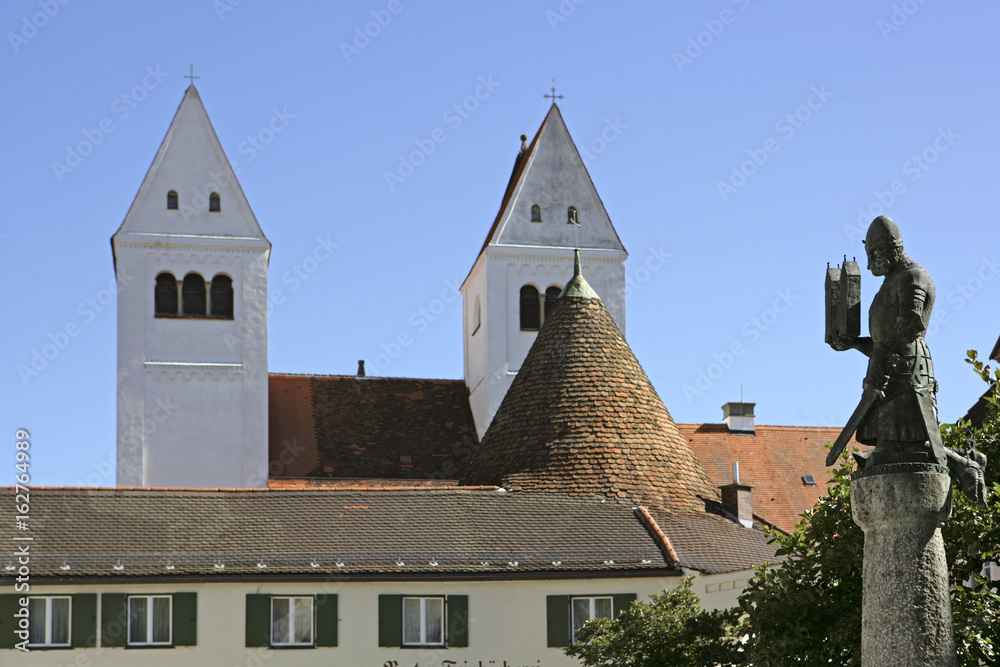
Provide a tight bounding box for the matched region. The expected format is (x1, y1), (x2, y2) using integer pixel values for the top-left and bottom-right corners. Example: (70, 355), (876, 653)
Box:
(864, 216), (903, 251)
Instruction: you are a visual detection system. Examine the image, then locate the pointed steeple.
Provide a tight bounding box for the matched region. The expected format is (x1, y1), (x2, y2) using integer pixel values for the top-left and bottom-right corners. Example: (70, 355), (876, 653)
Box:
(472, 104), (625, 256)
(112, 84), (268, 257)
(463, 285), (719, 515)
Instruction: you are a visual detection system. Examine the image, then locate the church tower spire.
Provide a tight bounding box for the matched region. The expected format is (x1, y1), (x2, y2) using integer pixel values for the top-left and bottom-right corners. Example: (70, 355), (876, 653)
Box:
(461, 103), (628, 439)
(112, 85), (271, 488)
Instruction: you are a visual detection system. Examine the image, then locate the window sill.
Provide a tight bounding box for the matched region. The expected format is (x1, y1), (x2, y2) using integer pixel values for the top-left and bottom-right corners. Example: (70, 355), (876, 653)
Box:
(269, 644), (316, 649)
(154, 314), (234, 321)
(125, 643), (175, 649)
(25, 645), (72, 650)
(402, 644), (446, 649)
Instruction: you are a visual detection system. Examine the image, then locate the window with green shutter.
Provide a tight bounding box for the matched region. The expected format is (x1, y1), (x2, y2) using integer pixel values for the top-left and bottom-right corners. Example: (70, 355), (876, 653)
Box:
(0, 595), (23, 649)
(71, 594), (97, 648)
(546, 593), (637, 647)
(378, 594), (403, 647)
(101, 593), (128, 648)
(379, 594), (467, 648)
(244, 593), (337, 649)
(314, 594), (338, 647)
(245, 594), (271, 647)
(546, 595), (571, 647)
(446, 595), (469, 647)
(172, 593), (197, 646)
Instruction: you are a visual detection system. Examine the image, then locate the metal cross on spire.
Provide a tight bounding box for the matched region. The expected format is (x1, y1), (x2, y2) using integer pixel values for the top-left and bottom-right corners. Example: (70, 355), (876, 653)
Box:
(185, 65), (200, 85)
(543, 78), (563, 104)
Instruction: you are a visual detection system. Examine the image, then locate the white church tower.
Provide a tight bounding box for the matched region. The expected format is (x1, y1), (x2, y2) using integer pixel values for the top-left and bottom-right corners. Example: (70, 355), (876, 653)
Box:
(462, 103), (628, 438)
(112, 85), (271, 488)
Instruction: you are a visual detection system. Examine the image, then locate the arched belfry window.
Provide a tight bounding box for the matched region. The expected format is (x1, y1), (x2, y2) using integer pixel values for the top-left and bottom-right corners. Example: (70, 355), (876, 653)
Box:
(567, 206), (578, 224)
(210, 274), (234, 319)
(154, 273), (178, 316)
(519, 285), (540, 331)
(472, 295), (481, 334)
(181, 273), (207, 316)
(531, 204), (542, 222)
(167, 190), (178, 210)
(544, 285), (562, 323)
(209, 192), (221, 212)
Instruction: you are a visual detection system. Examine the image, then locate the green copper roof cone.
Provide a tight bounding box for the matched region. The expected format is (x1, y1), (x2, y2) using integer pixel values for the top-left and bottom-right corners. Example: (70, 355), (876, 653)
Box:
(559, 249), (600, 299)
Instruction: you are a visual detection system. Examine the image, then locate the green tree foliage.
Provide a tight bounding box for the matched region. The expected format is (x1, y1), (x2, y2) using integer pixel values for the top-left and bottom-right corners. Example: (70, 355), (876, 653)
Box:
(737, 351), (1000, 666)
(564, 577), (742, 667)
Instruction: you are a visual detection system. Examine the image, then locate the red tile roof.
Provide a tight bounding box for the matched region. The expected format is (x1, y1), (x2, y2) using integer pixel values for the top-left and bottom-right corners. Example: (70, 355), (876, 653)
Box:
(463, 290), (720, 515)
(268, 374), (478, 481)
(680, 423), (846, 533)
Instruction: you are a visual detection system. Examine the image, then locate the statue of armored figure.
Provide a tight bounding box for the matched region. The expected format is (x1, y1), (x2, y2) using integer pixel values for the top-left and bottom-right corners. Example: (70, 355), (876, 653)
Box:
(828, 216), (987, 505)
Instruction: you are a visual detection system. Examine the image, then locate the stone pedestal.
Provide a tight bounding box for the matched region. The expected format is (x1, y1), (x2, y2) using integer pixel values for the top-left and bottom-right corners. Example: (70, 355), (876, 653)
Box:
(851, 463), (957, 667)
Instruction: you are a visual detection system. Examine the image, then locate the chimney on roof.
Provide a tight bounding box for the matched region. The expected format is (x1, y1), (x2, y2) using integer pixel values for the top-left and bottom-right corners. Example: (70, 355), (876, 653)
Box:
(720, 461), (753, 528)
(723, 402), (755, 434)
(357, 360), (365, 377)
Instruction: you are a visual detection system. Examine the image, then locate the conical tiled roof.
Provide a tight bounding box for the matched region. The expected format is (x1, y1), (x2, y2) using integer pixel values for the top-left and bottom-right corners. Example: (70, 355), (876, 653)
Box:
(463, 266), (720, 514)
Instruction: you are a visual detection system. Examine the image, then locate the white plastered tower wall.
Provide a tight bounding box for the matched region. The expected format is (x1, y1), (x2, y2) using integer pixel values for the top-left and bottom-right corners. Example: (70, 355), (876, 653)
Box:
(112, 86), (271, 488)
(463, 104), (627, 439)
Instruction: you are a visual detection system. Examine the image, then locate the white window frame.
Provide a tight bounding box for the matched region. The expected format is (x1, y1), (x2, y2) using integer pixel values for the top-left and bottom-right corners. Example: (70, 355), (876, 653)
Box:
(402, 596), (445, 646)
(570, 596), (613, 645)
(27, 596), (72, 647)
(270, 596), (314, 647)
(127, 595), (172, 646)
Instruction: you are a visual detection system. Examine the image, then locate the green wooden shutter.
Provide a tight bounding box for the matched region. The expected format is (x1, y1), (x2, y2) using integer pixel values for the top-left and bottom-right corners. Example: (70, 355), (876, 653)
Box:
(546, 595), (571, 647)
(71, 593), (98, 648)
(245, 594), (271, 647)
(377, 594), (402, 647)
(446, 595), (469, 647)
(613, 593), (637, 617)
(315, 594), (338, 647)
(172, 593), (197, 646)
(0, 594), (20, 649)
(100, 593), (127, 648)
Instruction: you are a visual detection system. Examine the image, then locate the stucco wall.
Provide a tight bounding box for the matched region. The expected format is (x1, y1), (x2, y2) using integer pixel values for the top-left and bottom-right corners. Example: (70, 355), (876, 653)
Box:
(7, 570), (754, 665)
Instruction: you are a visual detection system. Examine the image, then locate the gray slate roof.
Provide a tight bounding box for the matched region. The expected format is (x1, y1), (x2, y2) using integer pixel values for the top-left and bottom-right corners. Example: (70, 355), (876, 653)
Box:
(2, 487), (680, 579)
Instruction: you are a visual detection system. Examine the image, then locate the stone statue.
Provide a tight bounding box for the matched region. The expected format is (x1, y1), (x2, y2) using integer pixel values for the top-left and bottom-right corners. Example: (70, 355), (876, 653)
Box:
(828, 216), (987, 505)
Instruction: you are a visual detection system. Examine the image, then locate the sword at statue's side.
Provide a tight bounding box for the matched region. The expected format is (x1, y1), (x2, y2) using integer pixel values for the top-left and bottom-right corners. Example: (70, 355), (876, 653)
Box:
(826, 355), (898, 467)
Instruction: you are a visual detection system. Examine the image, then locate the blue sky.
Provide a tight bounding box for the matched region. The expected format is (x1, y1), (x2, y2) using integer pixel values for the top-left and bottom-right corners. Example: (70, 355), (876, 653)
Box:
(3, 1), (999, 485)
